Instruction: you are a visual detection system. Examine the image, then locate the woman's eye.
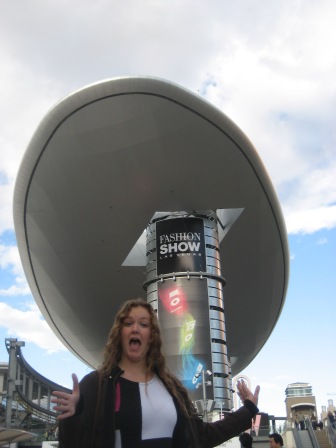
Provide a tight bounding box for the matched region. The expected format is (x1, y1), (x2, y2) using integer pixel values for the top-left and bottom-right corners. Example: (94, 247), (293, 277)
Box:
(124, 321), (133, 327)
(140, 323), (149, 328)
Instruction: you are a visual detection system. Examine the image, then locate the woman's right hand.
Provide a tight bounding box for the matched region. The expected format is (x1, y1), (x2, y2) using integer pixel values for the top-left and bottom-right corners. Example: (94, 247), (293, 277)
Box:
(51, 373), (80, 420)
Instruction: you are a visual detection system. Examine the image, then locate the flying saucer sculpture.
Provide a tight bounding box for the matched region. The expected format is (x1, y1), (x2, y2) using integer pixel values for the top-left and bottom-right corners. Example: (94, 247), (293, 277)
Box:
(13, 76), (289, 376)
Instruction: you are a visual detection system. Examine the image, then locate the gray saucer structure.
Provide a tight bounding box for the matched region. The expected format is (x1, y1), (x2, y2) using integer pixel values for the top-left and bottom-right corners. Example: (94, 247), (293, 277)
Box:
(13, 76), (289, 376)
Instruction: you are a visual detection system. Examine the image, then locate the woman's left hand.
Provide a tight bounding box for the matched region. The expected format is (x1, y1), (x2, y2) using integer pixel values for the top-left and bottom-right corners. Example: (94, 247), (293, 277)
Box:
(237, 379), (260, 406)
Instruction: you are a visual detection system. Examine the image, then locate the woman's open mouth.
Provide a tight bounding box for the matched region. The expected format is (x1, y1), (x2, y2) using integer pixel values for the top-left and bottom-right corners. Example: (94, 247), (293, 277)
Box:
(129, 338), (141, 348)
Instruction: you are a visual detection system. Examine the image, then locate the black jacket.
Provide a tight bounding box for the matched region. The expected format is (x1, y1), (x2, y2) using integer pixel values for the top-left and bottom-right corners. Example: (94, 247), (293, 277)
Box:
(59, 366), (258, 448)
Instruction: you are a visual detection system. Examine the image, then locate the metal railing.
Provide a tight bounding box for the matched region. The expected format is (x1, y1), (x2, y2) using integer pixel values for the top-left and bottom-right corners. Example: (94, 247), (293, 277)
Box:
(326, 421), (336, 448)
(292, 426), (305, 448)
(284, 417), (320, 448)
(16, 389), (57, 424)
(305, 417), (319, 448)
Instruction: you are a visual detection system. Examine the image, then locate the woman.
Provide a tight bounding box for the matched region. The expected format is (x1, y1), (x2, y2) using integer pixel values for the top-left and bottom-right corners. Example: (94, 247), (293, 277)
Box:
(52, 298), (260, 447)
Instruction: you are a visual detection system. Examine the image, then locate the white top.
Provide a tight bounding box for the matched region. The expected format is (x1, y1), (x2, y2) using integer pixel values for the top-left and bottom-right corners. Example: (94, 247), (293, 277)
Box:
(115, 375), (177, 447)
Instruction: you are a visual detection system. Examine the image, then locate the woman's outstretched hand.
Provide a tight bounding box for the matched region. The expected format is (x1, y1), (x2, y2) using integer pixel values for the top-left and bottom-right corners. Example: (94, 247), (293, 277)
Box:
(236, 379), (260, 406)
(51, 373), (80, 420)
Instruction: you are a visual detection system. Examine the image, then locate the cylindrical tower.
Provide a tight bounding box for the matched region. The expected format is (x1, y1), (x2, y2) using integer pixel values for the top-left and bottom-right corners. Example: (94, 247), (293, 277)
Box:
(144, 210), (232, 410)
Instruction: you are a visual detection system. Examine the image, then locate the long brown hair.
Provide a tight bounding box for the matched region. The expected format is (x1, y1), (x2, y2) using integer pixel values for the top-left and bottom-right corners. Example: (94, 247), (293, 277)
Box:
(100, 298), (196, 416)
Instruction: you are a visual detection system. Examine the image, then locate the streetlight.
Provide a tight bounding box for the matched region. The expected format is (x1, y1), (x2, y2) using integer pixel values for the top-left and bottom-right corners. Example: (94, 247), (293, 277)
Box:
(194, 370), (213, 422)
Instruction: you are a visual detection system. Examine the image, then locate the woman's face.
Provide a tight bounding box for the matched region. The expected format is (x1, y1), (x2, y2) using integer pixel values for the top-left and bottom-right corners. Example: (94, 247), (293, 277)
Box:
(120, 306), (152, 365)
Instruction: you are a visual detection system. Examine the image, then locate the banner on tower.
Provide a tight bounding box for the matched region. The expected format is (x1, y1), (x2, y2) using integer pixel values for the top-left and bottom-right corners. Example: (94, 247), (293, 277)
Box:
(156, 217), (206, 275)
(157, 276), (213, 402)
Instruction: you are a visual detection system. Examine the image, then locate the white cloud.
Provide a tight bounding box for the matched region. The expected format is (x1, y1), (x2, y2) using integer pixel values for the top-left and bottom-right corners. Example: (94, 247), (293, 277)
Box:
(0, 283), (31, 297)
(202, 58), (336, 234)
(0, 65), (65, 234)
(285, 205), (336, 234)
(0, 183), (14, 235)
(197, 2), (336, 235)
(0, 244), (30, 295)
(0, 0), (335, 238)
(0, 244), (23, 274)
(0, 301), (66, 353)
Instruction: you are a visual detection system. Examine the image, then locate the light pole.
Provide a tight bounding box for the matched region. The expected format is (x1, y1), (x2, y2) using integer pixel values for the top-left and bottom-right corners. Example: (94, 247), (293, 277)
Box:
(195, 370), (213, 422)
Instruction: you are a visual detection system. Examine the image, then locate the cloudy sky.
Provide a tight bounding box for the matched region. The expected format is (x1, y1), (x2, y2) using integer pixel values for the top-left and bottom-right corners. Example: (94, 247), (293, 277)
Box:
(0, 0), (335, 420)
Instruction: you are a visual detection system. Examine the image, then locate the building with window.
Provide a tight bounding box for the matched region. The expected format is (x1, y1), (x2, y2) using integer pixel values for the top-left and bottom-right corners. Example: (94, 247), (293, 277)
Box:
(285, 382), (317, 422)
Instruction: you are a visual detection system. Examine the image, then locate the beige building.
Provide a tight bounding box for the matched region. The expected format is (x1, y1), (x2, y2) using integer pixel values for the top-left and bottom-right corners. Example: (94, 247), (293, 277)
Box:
(285, 382), (317, 424)
(321, 399), (335, 423)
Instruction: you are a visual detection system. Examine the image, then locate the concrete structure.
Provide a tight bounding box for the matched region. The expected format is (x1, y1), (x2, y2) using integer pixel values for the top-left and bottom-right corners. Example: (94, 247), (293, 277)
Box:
(0, 361), (8, 428)
(0, 362), (8, 401)
(13, 76), (289, 396)
(0, 339), (70, 448)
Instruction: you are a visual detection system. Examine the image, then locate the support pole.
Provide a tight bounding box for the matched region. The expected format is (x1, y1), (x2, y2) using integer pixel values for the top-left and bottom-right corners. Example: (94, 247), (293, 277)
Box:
(202, 369), (208, 422)
(5, 339), (25, 428)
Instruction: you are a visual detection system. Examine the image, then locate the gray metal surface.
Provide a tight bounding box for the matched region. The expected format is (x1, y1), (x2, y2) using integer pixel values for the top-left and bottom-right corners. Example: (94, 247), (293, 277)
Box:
(13, 76), (289, 374)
